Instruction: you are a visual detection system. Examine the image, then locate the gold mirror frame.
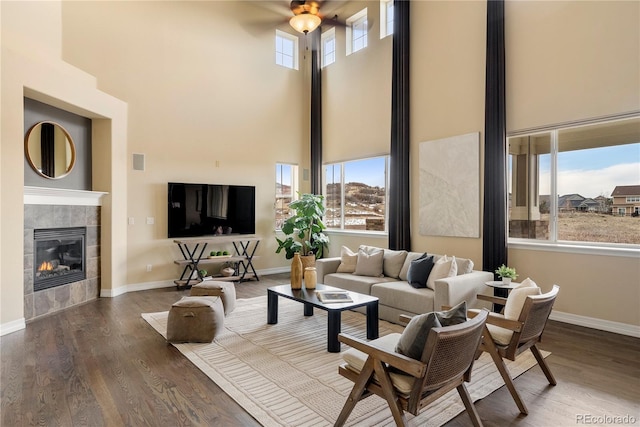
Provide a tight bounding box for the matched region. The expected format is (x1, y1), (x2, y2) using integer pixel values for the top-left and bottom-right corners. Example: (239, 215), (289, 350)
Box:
(24, 121), (76, 179)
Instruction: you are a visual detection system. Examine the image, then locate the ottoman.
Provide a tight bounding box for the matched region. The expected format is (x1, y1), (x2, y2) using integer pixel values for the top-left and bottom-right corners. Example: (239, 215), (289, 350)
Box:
(166, 296), (224, 343)
(190, 280), (236, 315)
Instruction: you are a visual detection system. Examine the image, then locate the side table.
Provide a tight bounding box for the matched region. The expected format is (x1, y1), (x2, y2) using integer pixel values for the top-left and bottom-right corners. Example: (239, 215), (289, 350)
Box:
(484, 281), (519, 312)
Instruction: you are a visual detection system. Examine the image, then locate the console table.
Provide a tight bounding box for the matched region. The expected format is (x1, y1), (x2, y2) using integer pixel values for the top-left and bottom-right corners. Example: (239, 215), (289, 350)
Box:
(173, 235), (260, 289)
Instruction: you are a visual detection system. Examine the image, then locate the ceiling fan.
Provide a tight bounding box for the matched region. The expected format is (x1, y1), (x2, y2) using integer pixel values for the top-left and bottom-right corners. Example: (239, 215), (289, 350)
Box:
(288, 1), (324, 34)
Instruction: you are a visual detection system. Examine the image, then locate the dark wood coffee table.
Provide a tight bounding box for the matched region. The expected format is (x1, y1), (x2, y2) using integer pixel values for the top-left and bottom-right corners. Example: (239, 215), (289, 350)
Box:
(267, 284), (379, 353)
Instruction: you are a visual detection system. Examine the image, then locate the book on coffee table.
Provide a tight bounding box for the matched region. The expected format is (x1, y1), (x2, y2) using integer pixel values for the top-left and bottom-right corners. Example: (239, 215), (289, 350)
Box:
(316, 290), (353, 303)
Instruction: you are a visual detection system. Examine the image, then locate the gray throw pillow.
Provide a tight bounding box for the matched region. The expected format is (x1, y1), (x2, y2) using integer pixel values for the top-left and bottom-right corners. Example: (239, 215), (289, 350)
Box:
(395, 312), (442, 360)
(407, 254), (435, 288)
(353, 248), (384, 277)
(436, 301), (467, 326)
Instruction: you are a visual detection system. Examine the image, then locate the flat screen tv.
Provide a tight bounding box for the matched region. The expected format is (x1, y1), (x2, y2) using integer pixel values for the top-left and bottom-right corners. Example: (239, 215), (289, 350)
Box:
(168, 182), (256, 238)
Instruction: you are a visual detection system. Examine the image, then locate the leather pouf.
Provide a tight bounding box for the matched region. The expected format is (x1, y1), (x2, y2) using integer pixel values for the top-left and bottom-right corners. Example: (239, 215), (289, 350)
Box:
(166, 296), (224, 343)
(190, 280), (236, 315)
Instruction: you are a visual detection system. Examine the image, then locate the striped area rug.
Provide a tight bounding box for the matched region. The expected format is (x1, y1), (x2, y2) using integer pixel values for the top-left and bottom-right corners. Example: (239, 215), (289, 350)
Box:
(142, 296), (545, 427)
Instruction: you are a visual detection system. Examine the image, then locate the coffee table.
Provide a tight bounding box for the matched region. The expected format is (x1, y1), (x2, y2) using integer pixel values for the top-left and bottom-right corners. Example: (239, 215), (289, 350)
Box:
(267, 284), (379, 353)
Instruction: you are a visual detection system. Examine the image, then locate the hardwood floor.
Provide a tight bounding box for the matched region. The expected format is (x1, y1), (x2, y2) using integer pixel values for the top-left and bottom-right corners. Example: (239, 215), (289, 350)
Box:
(2, 274), (639, 426)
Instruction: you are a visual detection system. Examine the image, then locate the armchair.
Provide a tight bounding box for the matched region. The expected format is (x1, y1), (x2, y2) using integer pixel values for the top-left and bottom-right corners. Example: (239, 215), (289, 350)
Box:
(335, 309), (489, 427)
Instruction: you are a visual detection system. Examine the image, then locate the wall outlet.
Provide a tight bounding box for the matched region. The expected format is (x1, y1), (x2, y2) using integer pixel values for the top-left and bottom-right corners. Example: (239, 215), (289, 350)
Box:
(146, 264), (152, 272)
(146, 217), (155, 225)
(128, 217), (135, 225)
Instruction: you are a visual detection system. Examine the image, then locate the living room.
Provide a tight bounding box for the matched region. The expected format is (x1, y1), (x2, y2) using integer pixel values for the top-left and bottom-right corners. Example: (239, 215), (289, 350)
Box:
(1, 0), (639, 424)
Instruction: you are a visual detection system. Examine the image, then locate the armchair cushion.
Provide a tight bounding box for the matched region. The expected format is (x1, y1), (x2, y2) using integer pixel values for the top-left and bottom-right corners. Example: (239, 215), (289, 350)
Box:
(336, 246), (358, 273)
(341, 333), (414, 394)
(504, 278), (540, 320)
(426, 255), (458, 290)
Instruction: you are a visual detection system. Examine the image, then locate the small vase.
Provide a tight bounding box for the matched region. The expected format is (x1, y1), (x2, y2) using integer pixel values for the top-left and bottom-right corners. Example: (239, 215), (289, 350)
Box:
(291, 253), (303, 290)
(501, 277), (512, 284)
(304, 267), (317, 290)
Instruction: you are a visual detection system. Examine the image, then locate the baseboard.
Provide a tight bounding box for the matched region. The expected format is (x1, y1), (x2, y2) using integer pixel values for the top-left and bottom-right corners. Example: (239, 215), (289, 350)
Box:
(257, 266), (289, 276)
(550, 310), (640, 338)
(100, 280), (174, 297)
(0, 318), (26, 337)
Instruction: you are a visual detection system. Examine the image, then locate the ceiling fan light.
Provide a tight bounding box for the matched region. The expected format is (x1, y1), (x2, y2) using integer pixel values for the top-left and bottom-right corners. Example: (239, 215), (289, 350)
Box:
(289, 13), (321, 34)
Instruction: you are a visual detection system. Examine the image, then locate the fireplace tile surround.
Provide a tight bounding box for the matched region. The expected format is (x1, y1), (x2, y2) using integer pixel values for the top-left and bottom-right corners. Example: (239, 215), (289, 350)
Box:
(23, 204), (100, 321)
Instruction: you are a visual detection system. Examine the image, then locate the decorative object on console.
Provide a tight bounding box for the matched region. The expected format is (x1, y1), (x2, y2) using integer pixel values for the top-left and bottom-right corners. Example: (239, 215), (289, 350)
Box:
(275, 193), (329, 260)
(291, 252), (303, 289)
(495, 264), (518, 284)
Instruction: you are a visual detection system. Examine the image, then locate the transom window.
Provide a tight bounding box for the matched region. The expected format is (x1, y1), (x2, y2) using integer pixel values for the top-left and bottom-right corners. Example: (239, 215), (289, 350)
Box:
(276, 163), (298, 229)
(507, 116), (640, 246)
(380, 0), (394, 39)
(322, 27), (336, 68)
(346, 8), (368, 55)
(324, 156), (388, 232)
(275, 30), (299, 70)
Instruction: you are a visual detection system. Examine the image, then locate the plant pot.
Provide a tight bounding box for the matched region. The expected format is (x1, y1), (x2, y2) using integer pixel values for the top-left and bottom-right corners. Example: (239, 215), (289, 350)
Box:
(501, 277), (512, 284)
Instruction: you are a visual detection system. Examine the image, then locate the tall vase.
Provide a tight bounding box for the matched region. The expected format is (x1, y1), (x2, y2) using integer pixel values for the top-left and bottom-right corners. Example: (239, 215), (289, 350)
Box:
(304, 267), (317, 290)
(290, 253), (303, 290)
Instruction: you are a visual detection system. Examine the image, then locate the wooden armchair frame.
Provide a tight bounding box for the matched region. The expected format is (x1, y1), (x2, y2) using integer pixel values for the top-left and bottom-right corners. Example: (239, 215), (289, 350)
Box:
(470, 284), (559, 415)
(335, 310), (489, 427)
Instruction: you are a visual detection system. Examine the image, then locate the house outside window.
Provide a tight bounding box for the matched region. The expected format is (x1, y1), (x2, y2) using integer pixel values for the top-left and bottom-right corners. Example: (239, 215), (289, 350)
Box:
(324, 156), (388, 231)
(276, 163), (298, 229)
(507, 116), (640, 246)
(380, 0), (394, 38)
(275, 30), (298, 70)
(346, 8), (368, 55)
(322, 27), (336, 68)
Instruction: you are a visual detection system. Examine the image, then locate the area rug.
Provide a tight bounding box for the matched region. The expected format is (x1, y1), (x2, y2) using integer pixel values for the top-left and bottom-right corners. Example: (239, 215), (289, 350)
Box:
(142, 296), (547, 427)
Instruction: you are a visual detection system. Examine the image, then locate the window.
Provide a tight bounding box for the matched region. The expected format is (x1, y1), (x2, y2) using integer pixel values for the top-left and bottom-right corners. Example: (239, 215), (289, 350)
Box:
(346, 8), (368, 55)
(324, 156), (388, 231)
(275, 30), (298, 70)
(507, 116), (640, 246)
(380, 0), (394, 38)
(321, 27), (336, 68)
(276, 163), (298, 229)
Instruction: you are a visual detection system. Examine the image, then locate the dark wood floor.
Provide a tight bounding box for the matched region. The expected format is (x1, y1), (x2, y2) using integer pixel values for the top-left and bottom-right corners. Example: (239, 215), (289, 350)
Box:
(2, 274), (639, 426)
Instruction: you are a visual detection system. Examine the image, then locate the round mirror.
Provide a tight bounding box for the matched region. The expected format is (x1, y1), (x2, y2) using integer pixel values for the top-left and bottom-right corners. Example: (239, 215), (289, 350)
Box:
(25, 121), (76, 179)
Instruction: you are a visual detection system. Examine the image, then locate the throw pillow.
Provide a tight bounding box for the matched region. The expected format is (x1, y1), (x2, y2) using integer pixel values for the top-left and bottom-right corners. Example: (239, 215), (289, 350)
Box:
(503, 278), (540, 320)
(406, 254), (435, 288)
(426, 255), (458, 290)
(336, 246), (357, 273)
(436, 301), (467, 326)
(383, 249), (409, 279)
(398, 252), (427, 281)
(395, 312), (442, 360)
(457, 258), (475, 275)
(353, 248), (384, 277)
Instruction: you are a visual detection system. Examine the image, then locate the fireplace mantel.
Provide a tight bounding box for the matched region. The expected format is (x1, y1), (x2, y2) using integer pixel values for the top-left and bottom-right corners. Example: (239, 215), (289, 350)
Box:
(24, 186), (108, 206)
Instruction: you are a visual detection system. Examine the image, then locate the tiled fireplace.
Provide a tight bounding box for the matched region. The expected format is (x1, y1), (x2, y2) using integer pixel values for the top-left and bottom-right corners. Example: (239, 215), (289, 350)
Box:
(24, 203), (100, 320)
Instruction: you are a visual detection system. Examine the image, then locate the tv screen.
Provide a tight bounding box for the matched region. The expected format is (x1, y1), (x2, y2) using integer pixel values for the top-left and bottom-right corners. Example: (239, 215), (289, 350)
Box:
(168, 182), (255, 238)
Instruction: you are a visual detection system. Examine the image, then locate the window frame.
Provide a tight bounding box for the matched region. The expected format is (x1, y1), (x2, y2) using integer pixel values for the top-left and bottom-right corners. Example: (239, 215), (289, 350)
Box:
(346, 8), (368, 55)
(275, 29), (299, 70)
(380, 0), (394, 39)
(507, 114), (640, 257)
(323, 155), (389, 234)
(275, 163), (299, 230)
(321, 27), (336, 68)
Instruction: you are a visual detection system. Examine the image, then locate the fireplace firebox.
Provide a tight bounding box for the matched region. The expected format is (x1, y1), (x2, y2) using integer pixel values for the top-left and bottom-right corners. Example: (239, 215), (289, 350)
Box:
(33, 227), (86, 291)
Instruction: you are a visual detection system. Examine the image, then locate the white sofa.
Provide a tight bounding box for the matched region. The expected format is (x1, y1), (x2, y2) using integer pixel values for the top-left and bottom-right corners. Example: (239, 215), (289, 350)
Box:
(316, 246), (493, 324)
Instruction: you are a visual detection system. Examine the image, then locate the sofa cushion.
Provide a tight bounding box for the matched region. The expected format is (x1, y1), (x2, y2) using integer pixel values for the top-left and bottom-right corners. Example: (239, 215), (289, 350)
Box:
(336, 246), (358, 273)
(398, 252), (427, 281)
(407, 254), (435, 289)
(324, 273), (396, 295)
(354, 248), (384, 277)
(426, 255), (458, 290)
(371, 281), (435, 316)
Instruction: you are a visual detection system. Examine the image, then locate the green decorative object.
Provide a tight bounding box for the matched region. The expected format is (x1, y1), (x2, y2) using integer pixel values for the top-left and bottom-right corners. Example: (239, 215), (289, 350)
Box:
(275, 193), (329, 260)
(495, 264), (518, 280)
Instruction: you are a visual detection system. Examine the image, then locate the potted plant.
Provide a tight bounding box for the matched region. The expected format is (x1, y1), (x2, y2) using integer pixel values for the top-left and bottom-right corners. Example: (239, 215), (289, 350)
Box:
(275, 193), (329, 264)
(495, 264), (518, 284)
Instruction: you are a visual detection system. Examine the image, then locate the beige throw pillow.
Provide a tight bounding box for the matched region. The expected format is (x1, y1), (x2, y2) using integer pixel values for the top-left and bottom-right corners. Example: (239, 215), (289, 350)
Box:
(336, 246), (357, 273)
(426, 255), (458, 290)
(353, 248), (384, 277)
(383, 249), (408, 279)
(503, 278), (541, 320)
